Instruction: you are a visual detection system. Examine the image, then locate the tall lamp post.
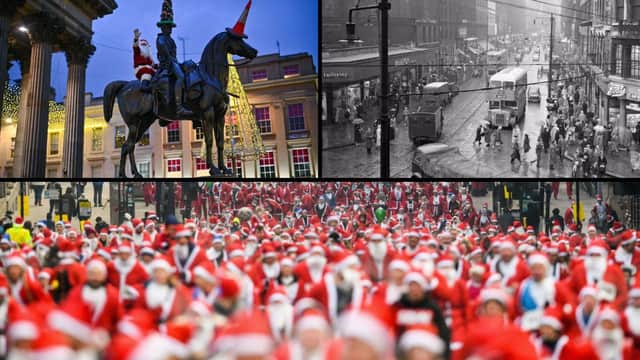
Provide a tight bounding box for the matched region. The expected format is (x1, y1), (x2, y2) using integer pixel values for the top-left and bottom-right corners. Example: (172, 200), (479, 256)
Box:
(342, 0), (391, 178)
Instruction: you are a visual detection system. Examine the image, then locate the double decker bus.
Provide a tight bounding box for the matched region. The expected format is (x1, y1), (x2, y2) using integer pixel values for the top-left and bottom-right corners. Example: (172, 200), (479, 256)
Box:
(487, 67), (528, 127)
(486, 49), (509, 77)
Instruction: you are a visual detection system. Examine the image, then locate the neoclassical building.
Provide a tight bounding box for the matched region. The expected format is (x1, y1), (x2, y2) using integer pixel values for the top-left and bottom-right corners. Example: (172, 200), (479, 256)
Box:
(1, 0), (118, 178)
(0, 52), (318, 178)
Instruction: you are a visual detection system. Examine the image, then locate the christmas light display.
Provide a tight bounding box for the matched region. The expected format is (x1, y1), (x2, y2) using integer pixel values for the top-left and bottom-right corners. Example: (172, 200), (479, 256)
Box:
(2, 81), (66, 125)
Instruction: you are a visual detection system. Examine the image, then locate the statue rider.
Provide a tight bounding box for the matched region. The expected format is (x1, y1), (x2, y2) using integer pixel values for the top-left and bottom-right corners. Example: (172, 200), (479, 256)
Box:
(156, 0), (194, 118)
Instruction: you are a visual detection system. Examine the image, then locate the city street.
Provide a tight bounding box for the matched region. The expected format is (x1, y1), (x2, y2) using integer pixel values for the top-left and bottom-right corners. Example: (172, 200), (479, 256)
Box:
(323, 48), (638, 178)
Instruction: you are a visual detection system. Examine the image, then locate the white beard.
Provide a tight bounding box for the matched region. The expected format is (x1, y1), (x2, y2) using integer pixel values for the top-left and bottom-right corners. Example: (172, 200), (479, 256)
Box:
(592, 326), (624, 360)
(614, 246), (632, 265)
(206, 248), (220, 261)
(584, 257), (607, 283)
(368, 242), (387, 261)
(263, 263), (280, 279)
(625, 306), (640, 335)
(440, 268), (457, 286)
(36, 245), (49, 265)
(385, 283), (402, 304)
(245, 243), (257, 257)
(267, 303), (293, 341)
(176, 244), (190, 260)
(145, 281), (171, 309)
(115, 257), (135, 272)
(139, 43), (152, 59)
(82, 285), (106, 312)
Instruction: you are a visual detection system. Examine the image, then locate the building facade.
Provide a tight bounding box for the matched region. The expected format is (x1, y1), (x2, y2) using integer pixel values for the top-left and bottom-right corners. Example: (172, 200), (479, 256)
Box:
(580, 0), (640, 131)
(0, 52), (318, 178)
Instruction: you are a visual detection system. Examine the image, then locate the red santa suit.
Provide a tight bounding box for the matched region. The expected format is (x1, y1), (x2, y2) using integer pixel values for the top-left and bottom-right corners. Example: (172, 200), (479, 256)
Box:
(136, 280), (192, 324)
(567, 242), (628, 310)
(168, 243), (209, 286)
(306, 272), (368, 326)
(106, 256), (150, 307)
(613, 231), (640, 270)
(360, 244), (395, 283)
(490, 253), (530, 290)
(133, 36), (156, 81)
(65, 282), (123, 334)
(294, 256), (328, 294)
(387, 187), (407, 215)
(3, 256), (52, 305)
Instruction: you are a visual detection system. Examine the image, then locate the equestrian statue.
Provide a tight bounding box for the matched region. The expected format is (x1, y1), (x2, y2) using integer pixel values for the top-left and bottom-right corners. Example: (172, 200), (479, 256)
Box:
(104, 0), (258, 178)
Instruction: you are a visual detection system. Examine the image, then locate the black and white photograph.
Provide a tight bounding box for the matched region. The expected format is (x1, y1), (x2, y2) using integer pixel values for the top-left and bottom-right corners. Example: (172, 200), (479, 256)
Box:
(322, 0), (639, 178)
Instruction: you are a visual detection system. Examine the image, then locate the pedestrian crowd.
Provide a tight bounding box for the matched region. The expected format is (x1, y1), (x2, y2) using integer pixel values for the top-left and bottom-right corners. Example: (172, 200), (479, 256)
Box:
(0, 181), (638, 360)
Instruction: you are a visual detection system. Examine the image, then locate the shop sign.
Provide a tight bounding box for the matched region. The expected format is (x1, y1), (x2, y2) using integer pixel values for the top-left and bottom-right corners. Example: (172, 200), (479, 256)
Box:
(323, 71), (351, 81)
(394, 57), (416, 66)
(627, 86), (640, 102)
(626, 102), (640, 112)
(607, 83), (626, 97)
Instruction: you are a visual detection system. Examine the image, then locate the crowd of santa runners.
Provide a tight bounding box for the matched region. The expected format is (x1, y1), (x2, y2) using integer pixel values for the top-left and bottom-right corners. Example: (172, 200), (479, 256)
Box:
(0, 181), (639, 360)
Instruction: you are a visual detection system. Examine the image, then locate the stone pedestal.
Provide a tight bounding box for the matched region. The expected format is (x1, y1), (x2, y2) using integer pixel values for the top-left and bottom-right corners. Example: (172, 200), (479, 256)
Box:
(62, 38), (95, 178)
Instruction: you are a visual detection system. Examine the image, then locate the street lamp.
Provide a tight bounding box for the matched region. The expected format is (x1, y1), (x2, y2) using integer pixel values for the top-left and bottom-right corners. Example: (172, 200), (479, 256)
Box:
(341, 0), (392, 178)
(18, 26), (28, 33)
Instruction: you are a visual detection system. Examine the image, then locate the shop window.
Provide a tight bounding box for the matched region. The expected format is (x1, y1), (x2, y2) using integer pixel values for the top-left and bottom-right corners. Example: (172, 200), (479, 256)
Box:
(137, 162), (150, 178)
(290, 148), (313, 177)
(115, 126), (126, 149)
(49, 132), (60, 156)
(631, 46), (640, 80)
(254, 107), (272, 133)
(167, 121), (180, 143)
(259, 150), (277, 178)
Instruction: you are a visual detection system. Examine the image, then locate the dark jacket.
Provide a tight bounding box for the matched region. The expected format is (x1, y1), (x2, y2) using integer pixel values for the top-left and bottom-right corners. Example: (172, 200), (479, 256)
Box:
(394, 293), (451, 359)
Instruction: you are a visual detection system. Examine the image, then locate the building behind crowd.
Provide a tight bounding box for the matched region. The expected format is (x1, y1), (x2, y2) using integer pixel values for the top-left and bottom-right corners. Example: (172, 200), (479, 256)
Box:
(578, 0), (640, 131)
(0, 52), (318, 178)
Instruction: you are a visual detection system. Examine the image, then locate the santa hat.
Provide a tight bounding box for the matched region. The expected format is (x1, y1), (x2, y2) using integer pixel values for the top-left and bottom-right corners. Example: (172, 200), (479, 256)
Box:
(86, 259), (107, 275)
(218, 276), (241, 299)
(586, 239), (608, 256)
(619, 230), (636, 246)
(193, 262), (216, 284)
(539, 306), (564, 331)
(280, 257), (295, 268)
(332, 250), (359, 273)
(480, 287), (509, 307)
(213, 310), (274, 355)
(388, 258), (410, 273)
(184, 219), (196, 229)
(398, 324), (444, 356)
(338, 307), (394, 357)
(295, 308), (329, 334)
(150, 256), (175, 273)
(30, 329), (74, 360)
(500, 239), (516, 251)
(164, 322), (195, 345)
(132, 218), (143, 229)
(116, 309), (156, 340)
(5, 253), (26, 269)
(118, 240), (134, 253)
(261, 243), (277, 258)
(14, 217), (23, 225)
(597, 306), (620, 325)
(175, 225), (192, 238)
(527, 252), (550, 268)
(436, 253), (455, 268)
(403, 271), (429, 290)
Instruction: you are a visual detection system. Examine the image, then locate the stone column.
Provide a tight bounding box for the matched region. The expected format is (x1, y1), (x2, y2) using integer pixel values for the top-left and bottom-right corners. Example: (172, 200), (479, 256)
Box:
(12, 49), (31, 177)
(0, 1), (26, 136)
(15, 12), (62, 178)
(62, 37), (95, 178)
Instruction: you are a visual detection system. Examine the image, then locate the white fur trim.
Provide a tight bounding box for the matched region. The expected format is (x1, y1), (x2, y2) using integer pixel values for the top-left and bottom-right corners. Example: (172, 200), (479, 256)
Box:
(176, 229), (192, 238)
(117, 320), (143, 340)
(193, 265), (215, 283)
(404, 272), (428, 290)
(31, 347), (75, 360)
(150, 258), (175, 273)
(436, 259), (454, 268)
(295, 315), (329, 333)
(128, 333), (189, 360)
(229, 249), (244, 258)
(399, 329), (444, 355)
(579, 287), (598, 299)
(48, 310), (93, 340)
(630, 288), (640, 298)
(214, 334), (273, 355)
(5, 257), (26, 268)
(339, 311), (392, 355)
(269, 293), (289, 304)
(8, 320), (38, 340)
(587, 246), (608, 256)
(528, 254), (549, 267)
(389, 260), (410, 272)
(540, 315), (563, 330)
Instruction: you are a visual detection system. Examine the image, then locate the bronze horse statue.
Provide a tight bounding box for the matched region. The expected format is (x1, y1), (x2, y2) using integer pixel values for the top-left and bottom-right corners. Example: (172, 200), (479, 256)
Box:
(103, 31), (257, 178)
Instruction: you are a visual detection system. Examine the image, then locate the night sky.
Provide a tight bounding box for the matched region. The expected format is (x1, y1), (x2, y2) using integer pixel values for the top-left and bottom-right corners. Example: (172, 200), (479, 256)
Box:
(9, 0), (318, 102)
